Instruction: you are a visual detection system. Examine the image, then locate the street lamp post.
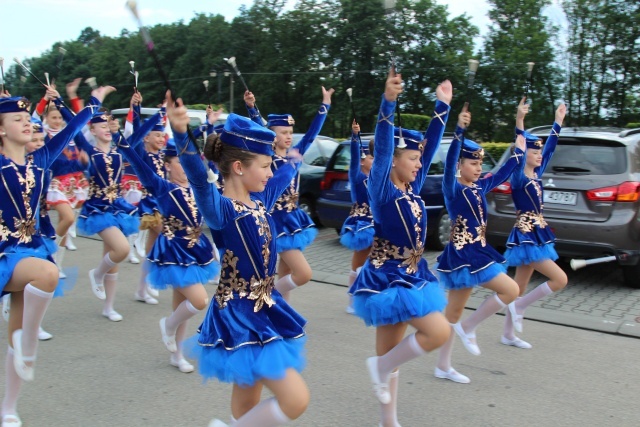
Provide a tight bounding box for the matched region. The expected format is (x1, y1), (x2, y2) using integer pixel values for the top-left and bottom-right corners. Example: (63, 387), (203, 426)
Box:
(209, 68), (222, 105)
(225, 71), (234, 113)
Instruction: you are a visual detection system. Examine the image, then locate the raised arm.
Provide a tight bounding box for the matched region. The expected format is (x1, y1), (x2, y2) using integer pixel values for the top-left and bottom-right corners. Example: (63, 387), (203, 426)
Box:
(259, 157), (299, 211)
(442, 126), (464, 200)
(481, 134), (525, 193)
(117, 139), (170, 197)
(128, 109), (163, 156)
(368, 70), (402, 211)
(244, 90), (264, 127)
(539, 104), (565, 174)
(413, 81), (452, 191)
(293, 87), (334, 155)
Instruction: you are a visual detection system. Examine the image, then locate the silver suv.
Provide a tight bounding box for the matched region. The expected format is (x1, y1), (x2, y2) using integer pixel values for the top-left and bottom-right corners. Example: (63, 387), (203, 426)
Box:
(486, 126), (640, 287)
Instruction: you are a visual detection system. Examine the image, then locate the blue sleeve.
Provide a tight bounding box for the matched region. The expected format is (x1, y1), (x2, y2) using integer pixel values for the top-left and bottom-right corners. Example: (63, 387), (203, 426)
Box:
(509, 144), (526, 189)
(413, 100), (451, 192)
(246, 105), (265, 127)
(539, 122), (562, 175)
(255, 162), (298, 211)
(174, 130), (228, 230)
(118, 141), (171, 197)
(479, 147), (525, 194)
(293, 103), (330, 156)
(133, 104), (142, 132)
(53, 97), (75, 124)
(348, 132), (362, 203)
(442, 126), (464, 200)
(33, 97), (100, 169)
(368, 95), (396, 209)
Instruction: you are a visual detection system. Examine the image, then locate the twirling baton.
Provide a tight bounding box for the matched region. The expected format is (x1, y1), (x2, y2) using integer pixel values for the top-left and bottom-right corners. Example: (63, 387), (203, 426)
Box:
(523, 62), (535, 102)
(129, 61), (140, 93)
(346, 88), (365, 158)
(388, 56), (406, 148)
(56, 47), (67, 72)
(203, 80), (211, 108)
(225, 56), (259, 112)
(13, 57), (74, 112)
(465, 59), (479, 108)
(0, 57), (5, 94)
(126, 0), (199, 150)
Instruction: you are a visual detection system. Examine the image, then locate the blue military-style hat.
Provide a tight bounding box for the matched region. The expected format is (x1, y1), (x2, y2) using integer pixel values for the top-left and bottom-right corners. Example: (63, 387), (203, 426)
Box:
(460, 139), (484, 160)
(31, 117), (44, 134)
(163, 139), (177, 157)
(90, 112), (110, 124)
(220, 113), (276, 156)
(267, 114), (295, 128)
(521, 130), (543, 150)
(0, 97), (31, 114)
(394, 127), (425, 152)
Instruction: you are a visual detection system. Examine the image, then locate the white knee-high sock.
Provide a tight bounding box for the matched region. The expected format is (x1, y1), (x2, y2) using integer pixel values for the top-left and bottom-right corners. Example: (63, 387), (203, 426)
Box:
(503, 306), (516, 340)
(22, 284), (54, 358)
(94, 253), (117, 284)
(275, 274), (297, 301)
(436, 325), (455, 371)
(515, 282), (553, 313)
(103, 273), (118, 313)
(54, 235), (66, 270)
(379, 370), (400, 427)
(138, 259), (150, 295)
(233, 397), (290, 427)
(2, 347), (22, 416)
(348, 270), (358, 287)
(377, 333), (426, 380)
(172, 321), (188, 361)
(165, 300), (200, 336)
(461, 293), (506, 334)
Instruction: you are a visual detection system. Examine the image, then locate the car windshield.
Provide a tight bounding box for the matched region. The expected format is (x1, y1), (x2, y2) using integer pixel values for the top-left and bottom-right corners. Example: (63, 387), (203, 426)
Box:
(545, 140), (626, 175)
(293, 135), (339, 167)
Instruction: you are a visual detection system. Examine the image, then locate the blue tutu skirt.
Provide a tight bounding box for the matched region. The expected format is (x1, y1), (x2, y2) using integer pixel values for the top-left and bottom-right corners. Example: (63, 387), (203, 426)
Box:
(0, 243), (53, 296)
(148, 262), (220, 290)
(42, 236), (57, 258)
(185, 334), (307, 387)
(54, 267), (78, 298)
(272, 208), (317, 252)
(78, 212), (139, 236)
(276, 227), (318, 253)
(186, 288), (307, 386)
(438, 262), (507, 290)
(504, 242), (559, 267)
(340, 218), (375, 251)
(349, 259), (447, 327)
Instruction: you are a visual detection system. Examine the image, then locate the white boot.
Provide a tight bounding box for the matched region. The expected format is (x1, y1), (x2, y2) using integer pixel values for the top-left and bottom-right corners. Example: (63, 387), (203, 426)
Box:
(2, 295), (10, 322)
(134, 229), (148, 258)
(65, 233), (77, 251)
(55, 245), (67, 279)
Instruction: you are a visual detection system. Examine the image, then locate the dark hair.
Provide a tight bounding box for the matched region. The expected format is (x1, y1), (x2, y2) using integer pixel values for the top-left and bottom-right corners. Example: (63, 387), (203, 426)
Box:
(43, 102), (60, 117)
(204, 133), (258, 177)
(368, 139), (375, 157)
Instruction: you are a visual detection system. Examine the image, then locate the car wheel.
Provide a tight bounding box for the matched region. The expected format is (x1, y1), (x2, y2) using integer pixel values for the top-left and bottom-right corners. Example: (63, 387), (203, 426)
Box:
(621, 264), (640, 288)
(298, 196), (319, 225)
(428, 211), (450, 251)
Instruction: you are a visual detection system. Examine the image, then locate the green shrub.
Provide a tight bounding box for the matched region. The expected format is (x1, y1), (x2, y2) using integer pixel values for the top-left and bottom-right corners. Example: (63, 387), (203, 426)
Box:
(626, 123), (640, 129)
(481, 142), (511, 160)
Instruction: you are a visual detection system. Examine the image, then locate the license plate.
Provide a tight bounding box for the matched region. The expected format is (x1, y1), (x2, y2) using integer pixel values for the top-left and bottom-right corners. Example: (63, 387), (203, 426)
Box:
(544, 191), (577, 205)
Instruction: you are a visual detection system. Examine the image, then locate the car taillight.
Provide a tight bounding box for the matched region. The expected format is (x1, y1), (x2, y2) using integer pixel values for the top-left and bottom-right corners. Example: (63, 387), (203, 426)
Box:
(586, 181), (640, 202)
(491, 181), (511, 194)
(320, 171), (348, 191)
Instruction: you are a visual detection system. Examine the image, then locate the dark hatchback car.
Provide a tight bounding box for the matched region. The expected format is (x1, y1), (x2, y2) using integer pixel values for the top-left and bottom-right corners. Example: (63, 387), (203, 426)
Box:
(316, 137), (496, 250)
(295, 134), (340, 223)
(485, 126), (640, 287)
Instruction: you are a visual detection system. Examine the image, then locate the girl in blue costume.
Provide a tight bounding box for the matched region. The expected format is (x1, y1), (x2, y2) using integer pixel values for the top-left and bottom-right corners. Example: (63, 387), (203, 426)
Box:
(435, 105), (525, 384)
(501, 99), (567, 347)
(340, 120), (374, 314)
(117, 130), (219, 373)
(68, 103), (157, 322)
(245, 88), (334, 301)
(169, 92), (308, 427)
(128, 91), (166, 304)
(0, 88), (108, 427)
(349, 69), (451, 427)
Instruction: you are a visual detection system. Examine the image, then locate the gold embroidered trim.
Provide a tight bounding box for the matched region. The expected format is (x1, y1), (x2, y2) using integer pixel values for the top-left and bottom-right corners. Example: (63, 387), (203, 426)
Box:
(368, 236), (424, 275)
(514, 211), (547, 234)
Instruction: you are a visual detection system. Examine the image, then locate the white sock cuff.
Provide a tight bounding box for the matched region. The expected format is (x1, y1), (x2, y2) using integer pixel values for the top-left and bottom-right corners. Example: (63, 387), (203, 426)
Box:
(276, 274), (298, 292)
(267, 398), (290, 424)
(540, 281), (553, 295)
(389, 369), (399, 378)
(25, 283), (54, 299)
(493, 293), (507, 308)
(103, 253), (117, 267)
(407, 333), (426, 356)
(104, 272), (118, 280)
(186, 301), (201, 314)
(349, 269), (357, 277)
(355, 266), (362, 274)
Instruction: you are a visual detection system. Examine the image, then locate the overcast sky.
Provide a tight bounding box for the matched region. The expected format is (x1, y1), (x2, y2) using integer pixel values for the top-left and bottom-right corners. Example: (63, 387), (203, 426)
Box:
(1, 0), (565, 63)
